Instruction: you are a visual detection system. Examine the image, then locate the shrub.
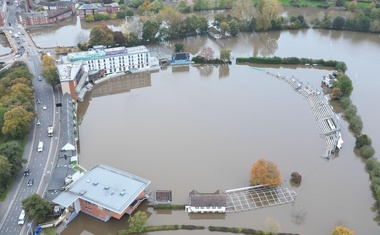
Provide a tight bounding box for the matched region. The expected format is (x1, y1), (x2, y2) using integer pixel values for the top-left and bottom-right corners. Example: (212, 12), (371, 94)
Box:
(290, 172), (302, 184)
(339, 96), (352, 109)
(344, 104), (357, 120)
(366, 157), (380, 171)
(360, 145), (375, 159)
(348, 116), (363, 133)
(355, 134), (372, 148)
(335, 61), (347, 72)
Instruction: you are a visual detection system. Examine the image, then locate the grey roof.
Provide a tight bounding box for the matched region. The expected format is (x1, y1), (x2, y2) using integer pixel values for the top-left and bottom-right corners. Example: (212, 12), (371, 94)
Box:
(39, 1), (74, 7)
(45, 166), (73, 203)
(60, 93), (76, 156)
(189, 190), (226, 207)
(53, 164), (151, 214)
(79, 3), (102, 10)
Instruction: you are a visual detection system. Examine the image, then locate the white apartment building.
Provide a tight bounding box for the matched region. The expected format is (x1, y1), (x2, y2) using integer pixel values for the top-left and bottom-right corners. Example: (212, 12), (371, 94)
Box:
(66, 45), (150, 75)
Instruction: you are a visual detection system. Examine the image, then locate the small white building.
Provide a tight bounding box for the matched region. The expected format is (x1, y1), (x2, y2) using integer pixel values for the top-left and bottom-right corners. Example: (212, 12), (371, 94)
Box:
(185, 190), (226, 214)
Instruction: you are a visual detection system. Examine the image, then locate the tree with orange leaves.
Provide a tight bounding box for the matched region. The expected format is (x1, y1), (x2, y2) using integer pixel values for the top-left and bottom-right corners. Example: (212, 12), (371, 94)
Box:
(250, 158), (281, 187)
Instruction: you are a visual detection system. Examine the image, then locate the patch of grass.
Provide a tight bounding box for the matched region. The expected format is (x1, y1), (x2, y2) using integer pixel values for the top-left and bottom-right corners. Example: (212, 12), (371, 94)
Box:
(153, 204), (185, 210)
(43, 227), (56, 235)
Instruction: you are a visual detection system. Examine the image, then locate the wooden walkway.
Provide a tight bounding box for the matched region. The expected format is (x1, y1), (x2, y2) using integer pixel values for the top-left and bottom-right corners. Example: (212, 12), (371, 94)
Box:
(267, 72), (343, 160)
(225, 186), (297, 213)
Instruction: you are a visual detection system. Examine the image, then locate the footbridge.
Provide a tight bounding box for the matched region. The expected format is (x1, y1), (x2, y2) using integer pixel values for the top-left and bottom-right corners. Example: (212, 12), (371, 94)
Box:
(266, 70), (343, 160)
(225, 186), (297, 213)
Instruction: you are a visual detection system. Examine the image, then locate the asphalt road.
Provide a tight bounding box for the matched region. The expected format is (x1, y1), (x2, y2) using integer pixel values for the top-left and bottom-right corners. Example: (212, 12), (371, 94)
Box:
(0, 1), (61, 234)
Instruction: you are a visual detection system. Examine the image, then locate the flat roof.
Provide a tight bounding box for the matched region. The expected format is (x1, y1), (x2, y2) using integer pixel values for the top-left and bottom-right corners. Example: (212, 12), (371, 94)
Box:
(53, 164), (150, 214)
(66, 46), (149, 62)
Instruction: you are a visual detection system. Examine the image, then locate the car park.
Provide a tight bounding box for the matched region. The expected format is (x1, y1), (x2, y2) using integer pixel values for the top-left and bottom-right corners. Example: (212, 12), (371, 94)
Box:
(27, 179), (34, 186)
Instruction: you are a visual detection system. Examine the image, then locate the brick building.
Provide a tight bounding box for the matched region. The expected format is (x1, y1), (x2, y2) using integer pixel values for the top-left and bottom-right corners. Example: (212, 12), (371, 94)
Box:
(77, 2), (119, 19)
(53, 164), (151, 222)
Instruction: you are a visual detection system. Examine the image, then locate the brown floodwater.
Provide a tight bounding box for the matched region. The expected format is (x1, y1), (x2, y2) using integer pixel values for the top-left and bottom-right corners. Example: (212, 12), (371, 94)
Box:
(62, 28), (380, 235)
(22, 6), (379, 235)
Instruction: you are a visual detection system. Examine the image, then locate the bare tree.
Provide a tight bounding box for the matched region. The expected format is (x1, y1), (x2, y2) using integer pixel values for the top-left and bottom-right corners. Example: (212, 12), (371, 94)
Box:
(76, 32), (89, 45)
(265, 217), (281, 235)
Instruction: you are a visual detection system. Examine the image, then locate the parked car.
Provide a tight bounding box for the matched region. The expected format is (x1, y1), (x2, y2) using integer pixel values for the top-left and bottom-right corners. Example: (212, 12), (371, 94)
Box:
(27, 179), (34, 186)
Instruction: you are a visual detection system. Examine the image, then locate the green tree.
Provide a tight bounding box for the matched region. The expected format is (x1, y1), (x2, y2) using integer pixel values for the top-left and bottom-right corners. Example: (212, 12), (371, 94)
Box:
(333, 74), (353, 97)
(356, 134), (372, 148)
(183, 15), (201, 36)
(2, 107), (33, 139)
(0, 155), (12, 191)
(126, 9), (134, 17)
(193, 0), (209, 11)
(85, 14), (95, 22)
(142, 21), (159, 42)
(250, 158), (281, 187)
(228, 19), (239, 36)
(130, 0), (144, 8)
(127, 211), (148, 234)
(41, 67), (60, 87)
(198, 17), (209, 33)
(331, 225), (355, 235)
(178, 0), (191, 13)
(348, 0), (357, 12)
(335, 61), (347, 72)
(175, 42), (184, 52)
(89, 24), (115, 47)
(124, 32), (139, 46)
(117, 10), (127, 19)
(332, 16), (346, 29)
(220, 49), (231, 62)
(22, 194), (51, 223)
(0, 141), (24, 174)
(335, 0), (344, 7)
(151, 0), (165, 13)
(0, 107), (9, 130)
(360, 145), (375, 159)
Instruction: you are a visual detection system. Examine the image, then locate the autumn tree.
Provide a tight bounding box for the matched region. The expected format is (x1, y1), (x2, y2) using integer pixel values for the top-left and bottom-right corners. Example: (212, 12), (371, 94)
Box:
(220, 49), (231, 62)
(127, 211), (148, 234)
(331, 225), (355, 235)
(89, 24), (115, 47)
(2, 107), (34, 139)
(250, 158), (281, 187)
(0, 156), (12, 192)
(256, 0), (282, 31)
(157, 7), (184, 38)
(22, 194), (51, 223)
(113, 31), (126, 46)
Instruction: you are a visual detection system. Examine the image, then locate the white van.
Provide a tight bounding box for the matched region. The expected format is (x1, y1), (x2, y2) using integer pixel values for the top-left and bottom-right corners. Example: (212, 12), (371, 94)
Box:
(38, 141), (43, 152)
(18, 210), (26, 225)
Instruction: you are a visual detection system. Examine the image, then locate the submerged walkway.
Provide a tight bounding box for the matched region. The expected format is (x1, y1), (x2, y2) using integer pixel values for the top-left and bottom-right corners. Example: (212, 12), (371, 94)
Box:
(225, 186), (297, 213)
(267, 71), (343, 160)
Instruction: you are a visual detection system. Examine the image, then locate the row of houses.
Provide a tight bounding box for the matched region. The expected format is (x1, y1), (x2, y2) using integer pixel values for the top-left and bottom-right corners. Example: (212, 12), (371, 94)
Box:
(0, 0), (120, 27)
